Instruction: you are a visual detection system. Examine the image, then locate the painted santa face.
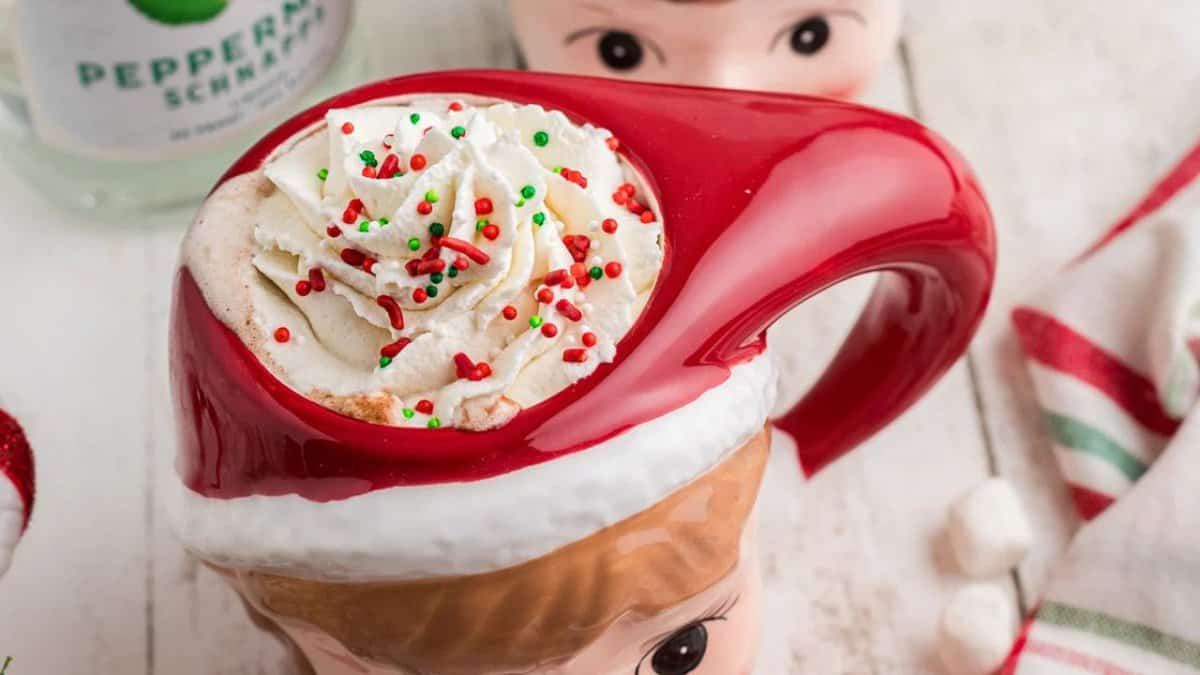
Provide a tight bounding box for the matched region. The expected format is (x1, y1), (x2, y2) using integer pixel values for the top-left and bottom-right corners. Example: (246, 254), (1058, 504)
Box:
(509, 0), (902, 99)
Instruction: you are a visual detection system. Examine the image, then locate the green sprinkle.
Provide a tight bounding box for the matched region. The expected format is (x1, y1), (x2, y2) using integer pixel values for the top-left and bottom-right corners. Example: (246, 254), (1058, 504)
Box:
(589, 266), (603, 280)
(430, 272), (444, 284)
(379, 356), (393, 368)
(429, 222), (445, 237)
(427, 417), (442, 429)
(359, 150), (378, 167)
(533, 212), (546, 226)
(402, 408), (415, 419)
(426, 284), (439, 298)
(317, 168), (329, 181)
(447, 266), (458, 278)
(516, 199), (525, 208)
(424, 190), (439, 204)
(553, 166), (563, 174)
(379, 217), (389, 226)
(359, 221), (371, 233)
(451, 126), (467, 139)
(529, 315), (544, 329)
(407, 238), (421, 251)
(476, 218), (488, 232)
(521, 184), (536, 199)
(533, 130), (550, 147)
(410, 113), (421, 125)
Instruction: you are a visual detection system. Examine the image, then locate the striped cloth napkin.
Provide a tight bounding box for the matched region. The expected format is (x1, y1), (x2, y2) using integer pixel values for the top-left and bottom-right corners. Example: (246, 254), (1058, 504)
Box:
(1002, 145), (1200, 674)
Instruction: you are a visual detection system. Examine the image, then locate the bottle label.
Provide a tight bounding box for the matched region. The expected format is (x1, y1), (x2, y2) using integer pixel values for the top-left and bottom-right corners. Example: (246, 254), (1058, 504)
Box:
(12, 0), (350, 161)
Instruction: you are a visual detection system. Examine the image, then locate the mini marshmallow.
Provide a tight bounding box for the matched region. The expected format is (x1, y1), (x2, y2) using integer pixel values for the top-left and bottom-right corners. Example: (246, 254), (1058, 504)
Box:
(938, 584), (1017, 675)
(947, 478), (1033, 578)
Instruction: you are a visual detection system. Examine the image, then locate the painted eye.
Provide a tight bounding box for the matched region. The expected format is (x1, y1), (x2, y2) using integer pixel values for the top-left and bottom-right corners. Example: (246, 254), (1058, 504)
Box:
(790, 16), (832, 55)
(651, 623), (708, 674)
(598, 30), (645, 71)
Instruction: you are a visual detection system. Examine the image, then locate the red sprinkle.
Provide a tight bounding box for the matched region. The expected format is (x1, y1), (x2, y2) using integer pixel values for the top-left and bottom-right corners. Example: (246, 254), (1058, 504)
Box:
(627, 200), (646, 216)
(422, 246), (443, 261)
(561, 276), (575, 289)
(294, 280), (311, 296)
(412, 287), (428, 303)
(308, 268), (326, 292)
(544, 269), (568, 287)
(274, 327), (291, 343)
(453, 256), (469, 271)
(482, 224), (500, 240)
(342, 208), (358, 224)
(502, 305), (518, 320)
(537, 288), (554, 304)
(361, 166), (377, 178)
(582, 332), (598, 348)
(410, 154), (428, 171)
(570, 262), (587, 280)
(562, 348), (588, 363)
(621, 183), (636, 196)
(612, 190), (628, 206)
(349, 199), (365, 212)
(405, 259), (420, 276)
(559, 167), (588, 189)
(378, 153), (401, 179)
(341, 122), (354, 135)
(382, 134), (394, 150)
(556, 299), (583, 322)
(454, 352), (476, 378)
(576, 274), (592, 289)
(440, 237), (490, 264)
(641, 210), (657, 224)
(416, 399), (434, 415)
(448, 101), (464, 112)
(341, 248), (366, 267)
(605, 262), (623, 278)
(606, 137), (621, 151)
(475, 198), (494, 215)
(380, 338), (412, 358)
(541, 323), (559, 338)
(376, 295), (405, 330)
(476, 362), (492, 378)
(363, 257), (377, 275)
(602, 218), (619, 234)
(326, 225), (342, 238)
(417, 201), (434, 216)
(414, 259), (447, 276)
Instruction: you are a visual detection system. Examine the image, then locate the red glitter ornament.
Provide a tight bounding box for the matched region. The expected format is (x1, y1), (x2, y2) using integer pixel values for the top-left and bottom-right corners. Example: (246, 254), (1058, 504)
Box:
(556, 299), (583, 322)
(582, 332), (598, 348)
(502, 305), (518, 320)
(326, 225), (342, 238)
(481, 224), (500, 240)
(541, 323), (558, 338)
(604, 262), (623, 278)
(440, 237), (490, 264)
(308, 268), (326, 292)
(602, 218), (618, 234)
(562, 348), (588, 363)
(274, 327), (291, 343)
(340, 249), (366, 267)
(295, 280), (312, 296)
(410, 154), (428, 171)
(376, 295), (405, 330)
(415, 399), (434, 415)
(536, 288), (554, 304)
(341, 122), (354, 135)
(380, 337), (412, 358)
(417, 201), (434, 216)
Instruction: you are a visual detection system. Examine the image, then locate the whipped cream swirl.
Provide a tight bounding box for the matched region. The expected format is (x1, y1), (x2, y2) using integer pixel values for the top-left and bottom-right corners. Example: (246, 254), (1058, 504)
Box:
(251, 100), (664, 429)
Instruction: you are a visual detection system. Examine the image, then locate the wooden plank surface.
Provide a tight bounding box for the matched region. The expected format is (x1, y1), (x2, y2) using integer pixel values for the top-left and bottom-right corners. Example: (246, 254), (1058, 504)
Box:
(8, 0), (1196, 672)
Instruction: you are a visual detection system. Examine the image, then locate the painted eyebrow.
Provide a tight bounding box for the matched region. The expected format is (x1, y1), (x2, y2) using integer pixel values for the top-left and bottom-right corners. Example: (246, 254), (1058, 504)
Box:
(769, 9), (868, 51)
(563, 26), (668, 66)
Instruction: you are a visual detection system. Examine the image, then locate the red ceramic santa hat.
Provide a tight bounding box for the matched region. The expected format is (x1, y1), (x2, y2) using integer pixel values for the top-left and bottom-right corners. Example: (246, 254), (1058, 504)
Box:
(0, 408), (35, 576)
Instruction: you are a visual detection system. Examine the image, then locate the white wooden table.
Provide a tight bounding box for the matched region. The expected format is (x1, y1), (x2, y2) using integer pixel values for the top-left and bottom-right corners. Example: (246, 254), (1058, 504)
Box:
(4, 1), (1198, 672)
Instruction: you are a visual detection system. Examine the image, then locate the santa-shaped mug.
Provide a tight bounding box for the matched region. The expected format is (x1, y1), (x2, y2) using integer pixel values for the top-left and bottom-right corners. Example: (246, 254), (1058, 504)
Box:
(168, 70), (994, 674)
(509, 0), (903, 99)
